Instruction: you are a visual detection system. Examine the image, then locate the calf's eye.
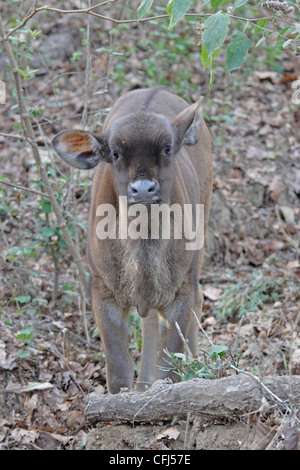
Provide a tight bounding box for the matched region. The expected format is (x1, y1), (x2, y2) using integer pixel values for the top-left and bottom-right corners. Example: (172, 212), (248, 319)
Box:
(112, 150), (120, 160)
(164, 145), (172, 156)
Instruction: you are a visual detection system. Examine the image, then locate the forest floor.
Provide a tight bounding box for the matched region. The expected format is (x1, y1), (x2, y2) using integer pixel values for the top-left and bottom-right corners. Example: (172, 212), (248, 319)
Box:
(0, 3), (299, 450)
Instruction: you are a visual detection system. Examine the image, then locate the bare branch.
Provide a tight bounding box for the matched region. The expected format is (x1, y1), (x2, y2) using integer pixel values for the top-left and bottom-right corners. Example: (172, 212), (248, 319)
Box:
(0, 132), (24, 140)
(1, 2), (288, 44)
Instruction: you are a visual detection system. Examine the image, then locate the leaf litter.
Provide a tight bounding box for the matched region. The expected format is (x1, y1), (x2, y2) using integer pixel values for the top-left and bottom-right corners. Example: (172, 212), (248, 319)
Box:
(0, 3), (299, 450)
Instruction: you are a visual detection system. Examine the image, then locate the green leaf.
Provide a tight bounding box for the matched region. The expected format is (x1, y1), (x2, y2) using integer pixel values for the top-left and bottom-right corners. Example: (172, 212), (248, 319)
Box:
(209, 67), (215, 91)
(253, 18), (268, 38)
(210, 344), (228, 357)
(167, 0), (190, 29)
(137, 0), (154, 18)
(59, 238), (68, 250)
(201, 44), (211, 69)
(201, 44), (221, 90)
(15, 295), (31, 304)
(209, 345), (228, 360)
(201, 44), (221, 69)
(17, 350), (31, 359)
(282, 39), (292, 49)
(40, 200), (52, 214)
(211, 0), (224, 11)
(233, 0), (248, 9)
(42, 227), (54, 237)
(202, 12), (230, 56)
(226, 32), (252, 73)
(173, 352), (187, 360)
(18, 68), (25, 78)
(255, 36), (266, 48)
(18, 326), (35, 337)
(62, 284), (75, 291)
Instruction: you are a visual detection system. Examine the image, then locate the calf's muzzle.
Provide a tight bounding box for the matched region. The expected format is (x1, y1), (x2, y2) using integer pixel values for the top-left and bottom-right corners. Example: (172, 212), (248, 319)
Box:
(127, 178), (161, 204)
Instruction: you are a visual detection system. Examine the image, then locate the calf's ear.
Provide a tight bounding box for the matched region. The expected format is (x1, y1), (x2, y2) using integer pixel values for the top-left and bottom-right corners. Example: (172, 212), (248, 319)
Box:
(52, 130), (109, 169)
(173, 100), (203, 150)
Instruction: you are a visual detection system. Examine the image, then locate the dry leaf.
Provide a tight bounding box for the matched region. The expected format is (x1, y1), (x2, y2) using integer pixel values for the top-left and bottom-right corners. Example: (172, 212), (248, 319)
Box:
(0, 339), (16, 370)
(10, 428), (39, 447)
(246, 165), (276, 186)
(24, 394), (39, 422)
(284, 426), (300, 450)
(156, 426), (180, 441)
(258, 124), (272, 136)
(159, 441), (171, 450)
(5, 382), (22, 393)
(202, 285), (223, 301)
(268, 175), (284, 202)
(0, 341), (6, 366)
(203, 316), (217, 327)
(259, 239), (284, 252)
(20, 381), (54, 393)
(286, 260), (299, 271)
(291, 169), (300, 195)
(35, 431), (69, 450)
(279, 206), (295, 225)
(280, 74), (298, 84)
(250, 418), (277, 450)
(253, 71), (279, 83)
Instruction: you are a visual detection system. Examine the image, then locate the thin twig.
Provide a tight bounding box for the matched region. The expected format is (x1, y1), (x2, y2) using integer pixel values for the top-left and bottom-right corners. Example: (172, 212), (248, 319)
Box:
(0, 132), (24, 140)
(229, 363), (292, 412)
(81, 0), (92, 130)
(191, 308), (214, 347)
(265, 411), (290, 450)
(0, 179), (48, 197)
(133, 382), (173, 421)
(184, 412), (191, 450)
(162, 347), (189, 378)
(175, 321), (193, 357)
(3, 1), (118, 39)
(0, 258), (50, 278)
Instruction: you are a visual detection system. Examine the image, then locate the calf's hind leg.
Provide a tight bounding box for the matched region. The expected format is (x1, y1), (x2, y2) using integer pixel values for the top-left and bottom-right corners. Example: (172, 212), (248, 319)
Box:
(157, 282), (194, 383)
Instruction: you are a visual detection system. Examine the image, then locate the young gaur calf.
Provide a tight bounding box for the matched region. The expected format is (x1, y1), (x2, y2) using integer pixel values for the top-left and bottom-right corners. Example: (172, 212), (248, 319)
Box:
(52, 86), (213, 394)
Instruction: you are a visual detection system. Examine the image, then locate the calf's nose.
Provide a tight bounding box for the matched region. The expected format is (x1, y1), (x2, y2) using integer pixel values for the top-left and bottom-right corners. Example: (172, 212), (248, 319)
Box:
(127, 178), (160, 204)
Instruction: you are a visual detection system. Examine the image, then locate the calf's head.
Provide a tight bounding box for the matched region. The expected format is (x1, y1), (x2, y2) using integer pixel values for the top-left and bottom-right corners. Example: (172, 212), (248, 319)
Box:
(52, 100), (203, 204)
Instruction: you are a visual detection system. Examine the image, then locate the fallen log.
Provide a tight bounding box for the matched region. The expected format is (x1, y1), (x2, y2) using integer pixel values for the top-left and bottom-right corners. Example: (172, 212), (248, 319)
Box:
(85, 375), (300, 425)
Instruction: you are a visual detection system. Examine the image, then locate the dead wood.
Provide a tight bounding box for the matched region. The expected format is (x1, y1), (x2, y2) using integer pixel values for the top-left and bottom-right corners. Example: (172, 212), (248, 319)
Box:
(85, 375), (300, 425)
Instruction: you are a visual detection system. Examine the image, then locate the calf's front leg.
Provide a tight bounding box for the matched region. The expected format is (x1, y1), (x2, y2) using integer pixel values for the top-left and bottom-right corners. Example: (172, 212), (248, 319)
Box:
(91, 277), (134, 394)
